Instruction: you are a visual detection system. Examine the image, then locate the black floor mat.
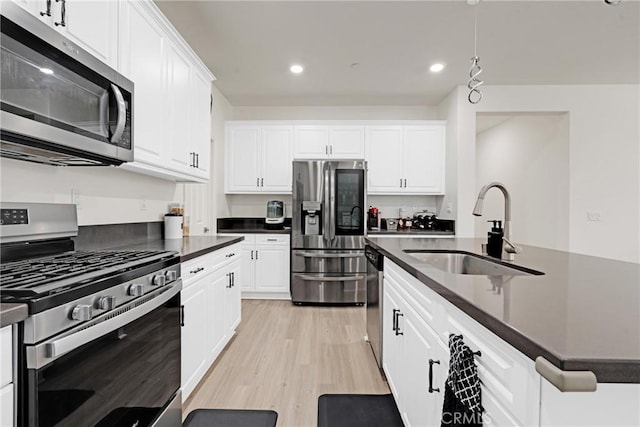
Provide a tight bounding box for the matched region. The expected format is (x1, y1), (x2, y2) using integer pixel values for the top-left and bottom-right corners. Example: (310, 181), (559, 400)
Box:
(318, 394), (404, 427)
(183, 409), (278, 427)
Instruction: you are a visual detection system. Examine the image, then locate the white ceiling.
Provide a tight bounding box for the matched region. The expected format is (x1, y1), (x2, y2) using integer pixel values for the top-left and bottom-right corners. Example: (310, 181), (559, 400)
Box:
(155, 0), (640, 106)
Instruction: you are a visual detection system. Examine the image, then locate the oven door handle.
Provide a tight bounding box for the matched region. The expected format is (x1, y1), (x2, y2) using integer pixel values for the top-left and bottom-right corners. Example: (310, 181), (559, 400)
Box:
(293, 274), (365, 282)
(293, 251), (362, 258)
(28, 281), (181, 369)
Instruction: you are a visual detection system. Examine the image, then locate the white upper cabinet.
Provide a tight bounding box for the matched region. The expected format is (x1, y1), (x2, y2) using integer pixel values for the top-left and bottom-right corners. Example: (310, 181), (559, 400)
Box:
(366, 127), (404, 192)
(19, 0), (118, 69)
(294, 125), (365, 159)
(403, 126), (445, 194)
(119, 0), (166, 166)
(118, 0), (213, 182)
(294, 126), (329, 158)
(366, 123), (446, 195)
(226, 124), (294, 193)
(165, 43), (193, 172)
(226, 126), (262, 192)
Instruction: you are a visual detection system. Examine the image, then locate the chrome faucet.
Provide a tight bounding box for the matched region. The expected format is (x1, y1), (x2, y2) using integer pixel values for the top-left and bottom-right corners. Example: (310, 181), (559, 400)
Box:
(472, 182), (522, 261)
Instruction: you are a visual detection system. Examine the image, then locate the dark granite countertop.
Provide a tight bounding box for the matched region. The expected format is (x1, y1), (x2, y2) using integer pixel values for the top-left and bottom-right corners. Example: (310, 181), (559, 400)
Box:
(365, 237), (640, 383)
(115, 235), (244, 262)
(1, 303), (28, 328)
(217, 217), (292, 234)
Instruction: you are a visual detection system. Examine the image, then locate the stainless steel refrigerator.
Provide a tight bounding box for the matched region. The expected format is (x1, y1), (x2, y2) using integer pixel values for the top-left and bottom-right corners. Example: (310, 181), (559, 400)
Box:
(291, 159), (367, 304)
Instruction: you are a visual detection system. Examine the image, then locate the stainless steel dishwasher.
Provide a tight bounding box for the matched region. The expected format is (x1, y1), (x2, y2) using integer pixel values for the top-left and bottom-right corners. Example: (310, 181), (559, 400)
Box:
(365, 245), (384, 369)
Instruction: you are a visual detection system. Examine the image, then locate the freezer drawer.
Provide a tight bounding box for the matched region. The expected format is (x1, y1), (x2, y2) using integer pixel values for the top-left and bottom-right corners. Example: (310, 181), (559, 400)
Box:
(291, 249), (365, 273)
(291, 272), (366, 304)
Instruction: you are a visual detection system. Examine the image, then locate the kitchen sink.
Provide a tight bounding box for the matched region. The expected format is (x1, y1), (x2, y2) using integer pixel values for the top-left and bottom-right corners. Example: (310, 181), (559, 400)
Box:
(403, 250), (544, 276)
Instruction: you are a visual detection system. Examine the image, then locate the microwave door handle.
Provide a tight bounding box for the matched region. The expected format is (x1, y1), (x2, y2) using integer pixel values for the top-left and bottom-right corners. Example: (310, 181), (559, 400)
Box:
(110, 84), (126, 143)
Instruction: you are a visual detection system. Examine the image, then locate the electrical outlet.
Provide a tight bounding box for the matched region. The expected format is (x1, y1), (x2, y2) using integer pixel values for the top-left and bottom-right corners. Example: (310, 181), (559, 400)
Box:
(446, 203), (453, 214)
(71, 189), (81, 210)
(140, 197), (148, 211)
(586, 211), (602, 222)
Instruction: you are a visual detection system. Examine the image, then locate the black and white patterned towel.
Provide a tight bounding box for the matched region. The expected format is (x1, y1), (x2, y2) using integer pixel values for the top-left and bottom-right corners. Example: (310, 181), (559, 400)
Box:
(446, 334), (482, 413)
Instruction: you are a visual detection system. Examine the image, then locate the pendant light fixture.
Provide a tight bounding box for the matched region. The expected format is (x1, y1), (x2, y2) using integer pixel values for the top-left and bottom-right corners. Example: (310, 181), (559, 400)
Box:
(467, 0), (483, 104)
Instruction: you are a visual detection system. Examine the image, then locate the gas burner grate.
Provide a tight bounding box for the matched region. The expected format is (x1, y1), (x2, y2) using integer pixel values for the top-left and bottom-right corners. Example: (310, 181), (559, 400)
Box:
(0, 250), (176, 295)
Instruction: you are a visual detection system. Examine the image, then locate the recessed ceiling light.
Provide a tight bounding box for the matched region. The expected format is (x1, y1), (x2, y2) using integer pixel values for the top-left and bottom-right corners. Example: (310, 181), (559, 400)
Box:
(429, 63), (445, 73)
(39, 67), (54, 75)
(290, 64), (304, 74)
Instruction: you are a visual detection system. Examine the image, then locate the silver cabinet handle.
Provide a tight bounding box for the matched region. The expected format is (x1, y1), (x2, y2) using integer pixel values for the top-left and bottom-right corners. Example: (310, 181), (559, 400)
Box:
(267, 238), (278, 242)
(535, 357), (597, 392)
(110, 84), (126, 143)
(40, 0), (52, 16)
(293, 251), (362, 258)
(400, 178), (403, 188)
(54, 0), (66, 27)
(330, 145), (333, 154)
(294, 274), (365, 282)
(261, 177), (263, 187)
(257, 177), (260, 187)
(325, 145), (328, 155)
(404, 178), (407, 187)
(226, 273), (232, 288)
(250, 250), (253, 260)
(255, 250), (258, 260)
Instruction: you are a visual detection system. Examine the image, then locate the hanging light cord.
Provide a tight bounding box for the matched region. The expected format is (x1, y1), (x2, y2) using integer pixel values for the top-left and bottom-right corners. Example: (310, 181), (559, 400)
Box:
(467, 3), (483, 104)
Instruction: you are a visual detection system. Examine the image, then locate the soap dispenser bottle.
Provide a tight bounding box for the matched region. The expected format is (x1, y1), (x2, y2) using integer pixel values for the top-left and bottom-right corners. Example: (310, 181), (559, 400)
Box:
(486, 220), (504, 259)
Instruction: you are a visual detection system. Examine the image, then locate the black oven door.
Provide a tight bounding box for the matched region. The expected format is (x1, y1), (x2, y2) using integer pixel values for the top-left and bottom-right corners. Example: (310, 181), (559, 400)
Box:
(20, 286), (181, 427)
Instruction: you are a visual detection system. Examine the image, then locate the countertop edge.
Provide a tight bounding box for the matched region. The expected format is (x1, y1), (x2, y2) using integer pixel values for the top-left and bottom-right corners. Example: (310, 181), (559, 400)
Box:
(179, 237), (244, 262)
(1, 303), (28, 328)
(218, 229), (291, 234)
(365, 238), (640, 384)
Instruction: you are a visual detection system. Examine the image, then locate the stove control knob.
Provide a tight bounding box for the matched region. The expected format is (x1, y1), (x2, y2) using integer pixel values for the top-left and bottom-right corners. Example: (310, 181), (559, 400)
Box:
(70, 304), (92, 321)
(164, 270), (177, 282)
(129, 283), (144, 297)
(152, 274), (166, 287)
(98, 296), (116, 311)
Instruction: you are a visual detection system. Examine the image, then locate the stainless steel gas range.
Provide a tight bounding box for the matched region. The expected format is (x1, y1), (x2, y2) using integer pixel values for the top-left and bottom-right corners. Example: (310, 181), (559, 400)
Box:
(0, 203), (182, 427)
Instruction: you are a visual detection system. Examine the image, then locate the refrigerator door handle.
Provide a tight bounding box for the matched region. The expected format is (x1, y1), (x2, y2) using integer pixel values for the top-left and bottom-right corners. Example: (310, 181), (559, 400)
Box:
(294, 274), (366, 282)
(329, 168), (336, 241)
(323, 165), (331, 242)
(293, 251), (362, 258)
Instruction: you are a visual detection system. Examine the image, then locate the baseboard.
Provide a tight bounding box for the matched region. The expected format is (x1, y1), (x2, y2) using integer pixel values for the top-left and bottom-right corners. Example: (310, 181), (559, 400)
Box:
(241, 291), (291, 300)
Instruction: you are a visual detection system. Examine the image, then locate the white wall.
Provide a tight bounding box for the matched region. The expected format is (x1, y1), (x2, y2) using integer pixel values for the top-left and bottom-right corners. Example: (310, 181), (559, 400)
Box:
(232, 105), (438, 121)
(444, 84), (640, 262)
(0, 158), (181, 225)
(475, 113), (570, 251)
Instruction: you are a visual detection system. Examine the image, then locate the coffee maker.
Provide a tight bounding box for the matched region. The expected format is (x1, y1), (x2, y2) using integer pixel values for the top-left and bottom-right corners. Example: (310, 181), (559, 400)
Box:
(265, 200), (285, 229)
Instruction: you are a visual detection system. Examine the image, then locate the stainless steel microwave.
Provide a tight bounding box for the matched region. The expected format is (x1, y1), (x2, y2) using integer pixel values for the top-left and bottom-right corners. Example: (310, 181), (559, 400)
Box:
(0, 2), (133, 166)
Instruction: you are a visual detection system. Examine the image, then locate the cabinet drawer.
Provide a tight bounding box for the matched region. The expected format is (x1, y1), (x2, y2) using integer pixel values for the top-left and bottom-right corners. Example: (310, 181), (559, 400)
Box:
(0, 327), (11, 388)
(386, 261), (443, 331)
(255, 235), (289, 245)
(440, 299), (539, 426)
(181, 256), (211, 286)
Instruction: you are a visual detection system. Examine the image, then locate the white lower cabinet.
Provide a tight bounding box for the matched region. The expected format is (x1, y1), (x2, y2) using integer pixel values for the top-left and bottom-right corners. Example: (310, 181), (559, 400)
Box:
(384, 259), (640, 426)
(384, 260), (538, 427)
(0, 383), (13, 427)
(0, 326), (13, 427)
(181, 243), (242, 401)
(237, 234), (290, 299)
(383, 270), (447, 427)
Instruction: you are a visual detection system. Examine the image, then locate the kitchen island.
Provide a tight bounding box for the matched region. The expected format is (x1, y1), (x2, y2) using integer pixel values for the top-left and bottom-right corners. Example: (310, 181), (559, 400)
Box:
(366, 236), (639, 427)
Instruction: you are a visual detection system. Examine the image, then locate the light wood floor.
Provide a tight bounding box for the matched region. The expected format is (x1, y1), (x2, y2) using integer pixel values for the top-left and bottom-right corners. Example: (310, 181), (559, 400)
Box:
(184, 299), (390, 427)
